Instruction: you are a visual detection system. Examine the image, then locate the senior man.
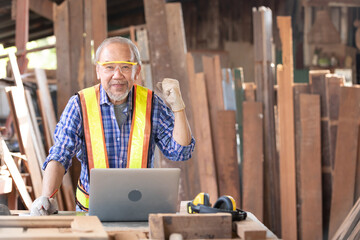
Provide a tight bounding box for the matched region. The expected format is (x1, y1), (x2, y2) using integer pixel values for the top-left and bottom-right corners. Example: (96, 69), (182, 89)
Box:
(30, 36), (195, 215)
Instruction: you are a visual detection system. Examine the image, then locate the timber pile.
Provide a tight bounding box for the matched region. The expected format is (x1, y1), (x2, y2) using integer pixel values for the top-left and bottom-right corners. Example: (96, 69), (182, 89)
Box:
(0, 51), (75, 211)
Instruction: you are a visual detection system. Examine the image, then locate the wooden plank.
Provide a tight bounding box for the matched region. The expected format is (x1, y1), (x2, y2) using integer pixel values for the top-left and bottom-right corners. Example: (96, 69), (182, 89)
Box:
(216, 110), (241, 205)
(277, 16), (297, 240)
(233, 218), (267, 240)
(29, 0), (53, 21)
(252, 7), (280, 235)
(53, 0), (71, 116)
(36, 90), (52, 153)
(5, 87), (43, 198)
(242, 101), (263, 221)
(25, 90), (46, 168)
(308, 70), (335, 237)
(329, 86), (360, 239)
(34, 69), (57, 146)
(90, 0), (107, 52)
(332, 197), (360, 240)
(15, 0), (29, 73)
(298, 94), (322, 240)
(187, 52), (218, 200)
(0, 138), (32, 209)
(165, 2), (199, 199)
(149, 213), (232, 239)
(243, 82), (256, 101)
(0, 216), (107, 239)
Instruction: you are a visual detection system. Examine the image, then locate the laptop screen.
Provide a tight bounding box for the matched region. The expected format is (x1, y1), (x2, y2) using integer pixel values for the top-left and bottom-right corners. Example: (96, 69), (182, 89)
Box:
(88, 168), (180, 222)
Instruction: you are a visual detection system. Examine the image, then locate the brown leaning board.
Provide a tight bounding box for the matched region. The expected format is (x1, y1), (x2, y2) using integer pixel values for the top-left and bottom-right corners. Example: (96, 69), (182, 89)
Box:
(299, 94), (322, 240)
(242, 101), (263, 221)
(329, 86), (360, 239)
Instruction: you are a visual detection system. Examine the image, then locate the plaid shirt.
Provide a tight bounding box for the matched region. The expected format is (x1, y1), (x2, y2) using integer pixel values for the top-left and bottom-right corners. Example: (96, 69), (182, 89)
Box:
(43, 84), (195, 194)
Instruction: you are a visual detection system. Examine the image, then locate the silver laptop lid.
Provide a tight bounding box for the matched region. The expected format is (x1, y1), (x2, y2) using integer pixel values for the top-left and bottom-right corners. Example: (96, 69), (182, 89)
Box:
(88, 168), (180, 222)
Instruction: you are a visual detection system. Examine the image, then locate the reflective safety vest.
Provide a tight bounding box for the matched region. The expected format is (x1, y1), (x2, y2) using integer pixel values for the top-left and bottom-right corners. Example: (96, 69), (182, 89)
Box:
(75, 84), (154, 211)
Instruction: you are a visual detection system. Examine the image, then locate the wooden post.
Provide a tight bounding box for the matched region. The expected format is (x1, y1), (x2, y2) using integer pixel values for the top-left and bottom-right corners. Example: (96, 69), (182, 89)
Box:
(15, 0), (29, 74)
(277, 15), (297, 240)
(329, 86), (360, 239)
(253, 7), (279, 234)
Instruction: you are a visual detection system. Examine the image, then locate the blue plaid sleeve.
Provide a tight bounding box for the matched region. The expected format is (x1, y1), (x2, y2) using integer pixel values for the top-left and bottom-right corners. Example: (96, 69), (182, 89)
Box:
(153, 95), (195, 161)
(43, 95), (83, 173)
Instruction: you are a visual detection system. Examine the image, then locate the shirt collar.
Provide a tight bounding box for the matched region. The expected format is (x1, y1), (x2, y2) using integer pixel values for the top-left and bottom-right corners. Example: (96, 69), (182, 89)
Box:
(99, 83), (133, 111)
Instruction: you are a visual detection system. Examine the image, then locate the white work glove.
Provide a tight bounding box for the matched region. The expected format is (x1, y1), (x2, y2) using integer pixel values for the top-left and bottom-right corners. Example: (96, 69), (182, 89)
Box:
(157, 78), (185, 112)
(30, 196), (58, 216)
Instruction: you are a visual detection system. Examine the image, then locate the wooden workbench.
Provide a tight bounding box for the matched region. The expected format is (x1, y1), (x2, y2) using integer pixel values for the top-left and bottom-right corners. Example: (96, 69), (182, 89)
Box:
(6, 209), (278, 239)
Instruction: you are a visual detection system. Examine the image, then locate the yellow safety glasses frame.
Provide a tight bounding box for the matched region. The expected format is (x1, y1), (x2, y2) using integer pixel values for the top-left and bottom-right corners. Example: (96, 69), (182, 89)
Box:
(97, 61), (138, 66)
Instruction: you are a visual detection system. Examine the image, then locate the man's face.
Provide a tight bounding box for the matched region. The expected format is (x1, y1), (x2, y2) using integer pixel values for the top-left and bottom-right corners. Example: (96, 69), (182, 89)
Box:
(96, 43), (140, 104)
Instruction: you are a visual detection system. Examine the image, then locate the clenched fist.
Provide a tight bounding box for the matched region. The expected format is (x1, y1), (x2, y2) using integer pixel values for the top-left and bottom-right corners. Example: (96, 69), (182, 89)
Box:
(157, 78), (185, 112)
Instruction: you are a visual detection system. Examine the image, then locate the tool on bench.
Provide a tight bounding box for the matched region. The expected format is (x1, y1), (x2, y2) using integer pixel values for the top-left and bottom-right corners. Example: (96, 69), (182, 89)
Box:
(187, 192), (247, 221)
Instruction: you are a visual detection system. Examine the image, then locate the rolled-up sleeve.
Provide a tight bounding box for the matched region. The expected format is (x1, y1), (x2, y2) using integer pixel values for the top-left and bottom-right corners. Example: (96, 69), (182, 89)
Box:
(153, 95), (195, 161)
(43, 95), (83, 173)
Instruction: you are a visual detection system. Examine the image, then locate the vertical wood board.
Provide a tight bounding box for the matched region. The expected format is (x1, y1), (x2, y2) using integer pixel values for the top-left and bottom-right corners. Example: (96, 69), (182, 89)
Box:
(329, 86), (360, 239)
(299, 94), (322, 240)
(215, 110), (241, 206)
(242, 101), (263, 221)
(277, 15), (298, 240)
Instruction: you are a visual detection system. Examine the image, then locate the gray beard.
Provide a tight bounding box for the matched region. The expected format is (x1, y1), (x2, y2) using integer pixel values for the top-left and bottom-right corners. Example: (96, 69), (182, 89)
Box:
(107, 89), (130, 103)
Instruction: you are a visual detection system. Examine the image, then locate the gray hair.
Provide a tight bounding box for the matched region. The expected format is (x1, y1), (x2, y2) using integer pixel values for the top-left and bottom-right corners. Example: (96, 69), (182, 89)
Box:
(94, 36), (142, 65)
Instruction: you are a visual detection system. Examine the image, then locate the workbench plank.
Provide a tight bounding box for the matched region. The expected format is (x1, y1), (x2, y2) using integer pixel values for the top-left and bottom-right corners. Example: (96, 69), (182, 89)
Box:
(298, 94), (322, 240)
(329, 86), (360, 239)
(149, 213), (232, 239)
(277, 15), (298, 240)
(242, 101), (263, 221)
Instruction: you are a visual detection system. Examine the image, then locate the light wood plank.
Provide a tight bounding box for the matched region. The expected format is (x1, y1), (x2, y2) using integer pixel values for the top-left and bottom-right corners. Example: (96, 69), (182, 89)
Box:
(5, 87), (43, 198)
(277, 15), (298, 240)
(149, 213), (232, 240)
(0, 138), (32, 209)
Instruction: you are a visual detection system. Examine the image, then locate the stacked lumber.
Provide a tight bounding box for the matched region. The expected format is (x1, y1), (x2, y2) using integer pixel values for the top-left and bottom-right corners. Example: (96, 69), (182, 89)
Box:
(1, 52), (75, 211)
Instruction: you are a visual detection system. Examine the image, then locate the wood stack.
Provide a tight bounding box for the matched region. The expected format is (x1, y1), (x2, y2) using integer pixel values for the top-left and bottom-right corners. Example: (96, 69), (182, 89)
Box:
(0, 52), (75, 211)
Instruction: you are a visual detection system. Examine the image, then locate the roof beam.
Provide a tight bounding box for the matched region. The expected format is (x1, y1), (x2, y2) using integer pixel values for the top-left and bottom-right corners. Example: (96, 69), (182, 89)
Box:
(29, 0), (53, 21)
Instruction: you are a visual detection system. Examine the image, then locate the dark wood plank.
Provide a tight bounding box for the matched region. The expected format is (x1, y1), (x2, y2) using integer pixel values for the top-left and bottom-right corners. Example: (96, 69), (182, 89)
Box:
(144, 0), (194, 201)
(242, 101), (263, 221)
(298, 94), (322, 240)
(53, 1), (71, 116)
(252, 7), (280, 235)
(216, 110), (241, 206)
(277, 16), (297, 240)
(329, 86), (360, 239)
(165, 2), (199, 198)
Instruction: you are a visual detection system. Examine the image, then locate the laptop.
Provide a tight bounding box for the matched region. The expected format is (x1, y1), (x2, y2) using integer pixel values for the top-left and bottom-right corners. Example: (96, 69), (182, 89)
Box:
(88, 168), (180, 222)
